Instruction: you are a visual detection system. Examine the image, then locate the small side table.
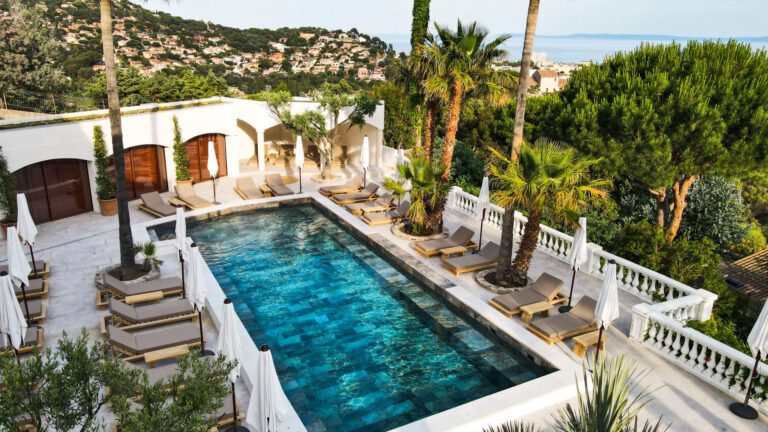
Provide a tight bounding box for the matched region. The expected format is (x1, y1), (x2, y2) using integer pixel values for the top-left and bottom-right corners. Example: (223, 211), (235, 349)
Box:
(520, 301), (554, 323)
(440, 245), (469, 259)
(572, 330), (606, 358)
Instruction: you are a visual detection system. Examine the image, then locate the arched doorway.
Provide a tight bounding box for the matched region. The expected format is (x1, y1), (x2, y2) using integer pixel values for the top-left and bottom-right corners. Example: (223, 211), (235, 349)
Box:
(184, 134), (227, 183)
(14, 159), (93, 223)
(109, 145), (168, 200)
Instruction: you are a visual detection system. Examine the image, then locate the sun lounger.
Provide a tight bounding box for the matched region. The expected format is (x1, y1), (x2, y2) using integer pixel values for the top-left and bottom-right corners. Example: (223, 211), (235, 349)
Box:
(319, 176), (363, 197)
(107, 323), (201, 359)
(138, 192), (176, 217)
(264, 174), (294, 196)
(15, 278), (48, 299)
(104, 298), (196, 332)
(361, 200), (410, 226)
(0, 260), (51, 280)
(18, 298), (46, 323)
(442, 242), (501, 276)
(210, 396), (245, 428)
(124, 355), (215, 387)
(331, 183), (379, 204)
(174, 183), (214, 209)
(98, 274), (184, 306)
(234, 177), (264, 200)
(345, 193), (394, 215)
(527, 296), (598, 344)
(489, 272), (567, 317)
(0, 326), (44, 354)
(413, 226), (477, 257)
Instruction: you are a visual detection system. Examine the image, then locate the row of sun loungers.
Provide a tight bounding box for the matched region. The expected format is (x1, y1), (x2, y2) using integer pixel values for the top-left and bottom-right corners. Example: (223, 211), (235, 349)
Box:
(2, 258), (52, 355)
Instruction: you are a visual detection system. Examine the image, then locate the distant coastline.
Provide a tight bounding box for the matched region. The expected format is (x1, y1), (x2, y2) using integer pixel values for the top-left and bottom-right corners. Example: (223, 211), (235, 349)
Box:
(376, 33), (768, 63)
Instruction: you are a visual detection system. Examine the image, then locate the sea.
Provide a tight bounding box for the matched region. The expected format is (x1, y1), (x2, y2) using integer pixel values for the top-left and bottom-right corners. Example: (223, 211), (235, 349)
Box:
(375, 33), (768, 64)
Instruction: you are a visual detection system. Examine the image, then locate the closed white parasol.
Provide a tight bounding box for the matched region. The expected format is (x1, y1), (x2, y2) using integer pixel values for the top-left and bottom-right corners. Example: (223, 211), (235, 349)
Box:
(246, 344), (292, 432)
(207, 141), (220, 204)
(0, 273), (27, 350)
(218, 298), (246, 430)
(593, 260), (620, 362)
(295, 135), (305, 193)
(16, 193), (40, 276)
(561, 217), (589, 313)
(360, 135), (370, 187)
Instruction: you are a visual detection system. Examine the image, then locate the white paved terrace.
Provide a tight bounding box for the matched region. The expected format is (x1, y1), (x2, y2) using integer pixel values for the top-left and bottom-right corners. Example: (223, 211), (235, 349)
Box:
(1, 167), (764, 432)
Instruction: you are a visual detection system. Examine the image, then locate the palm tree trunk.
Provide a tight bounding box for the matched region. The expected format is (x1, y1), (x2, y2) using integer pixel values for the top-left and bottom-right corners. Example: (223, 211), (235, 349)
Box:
(99, 0), (134, 276)
(423, 99), (438, 159)
(510, 0), (540, 162)
(511, 208), (542, 286)
(665, 175), (696, 243)
(441, 83), (463, 181)
(495, 202), (516, 286)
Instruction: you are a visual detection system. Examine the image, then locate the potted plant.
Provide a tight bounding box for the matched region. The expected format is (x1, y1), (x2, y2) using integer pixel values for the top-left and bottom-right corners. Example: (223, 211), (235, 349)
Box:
(0, 147), (17, 238)
(93, 125), (117, 216)
(172, 116), (192, 185)
(133, 242), (163, 273)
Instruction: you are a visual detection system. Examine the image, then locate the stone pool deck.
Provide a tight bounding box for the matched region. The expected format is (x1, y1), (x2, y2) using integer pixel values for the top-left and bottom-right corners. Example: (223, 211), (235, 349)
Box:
(1, 171), (764, 432)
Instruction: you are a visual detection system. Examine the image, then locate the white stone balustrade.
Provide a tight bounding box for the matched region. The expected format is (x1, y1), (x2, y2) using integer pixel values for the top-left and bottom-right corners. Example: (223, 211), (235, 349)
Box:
(630, 305), (768, 414)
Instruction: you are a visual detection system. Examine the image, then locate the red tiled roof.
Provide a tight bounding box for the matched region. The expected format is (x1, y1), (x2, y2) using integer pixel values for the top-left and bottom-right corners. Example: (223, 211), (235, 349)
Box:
(535, 69), (559, 78)
(724, 248), (768, 304)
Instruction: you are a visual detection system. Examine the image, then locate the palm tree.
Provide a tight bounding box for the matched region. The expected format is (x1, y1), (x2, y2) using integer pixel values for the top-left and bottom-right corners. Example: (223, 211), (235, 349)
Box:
(425, 20), (516, 181)
(99, 0), (135, 277)
(404, 33), (447, 159)
(490, 140), (609, 287)
(383, 154), (450, 235)
(510, 0), (541, 162)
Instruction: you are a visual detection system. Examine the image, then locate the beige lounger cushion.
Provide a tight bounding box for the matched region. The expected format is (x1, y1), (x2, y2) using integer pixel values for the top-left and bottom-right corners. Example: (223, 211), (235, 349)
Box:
(0, 327), (39, 349)
(174, 184), (213, 209)
(235, 177), (263, 199)
(110, 298), (194, 324)
(345, 193), (393, 213)
(105, 274), (183, 298)
(319, 176), (362, 196)
(492, 289), (548, 312)
(140, 192), (176, 217)
(18, 298), (43, 317)
(15, 278), (45, 296)
(414, 226), (475, 254)
(0, 260), (47, 277)
(265, 174), (294, 196)
(332, 183), (379, 203)
(361, 201), (409, 225)
(528, 296), (598, 339)
(108, 323), (199, 355)
(530, 273), (565, 299)
(442, 242), (500, 272)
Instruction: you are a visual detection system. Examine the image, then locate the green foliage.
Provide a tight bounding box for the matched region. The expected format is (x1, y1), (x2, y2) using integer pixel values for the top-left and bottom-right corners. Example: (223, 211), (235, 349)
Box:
(409, 0), (431, 51)
(172, 116), (191, 181)
(383, 154), (449, 235)
(370, 81), (419, 149)
(0, 146), (16, 222)
(728, 222), (767, 257)
(0, 329), (142, 432)
(450, 140), (485, 188)
(679, 176), (749, 247)
(582, 196), (622, 249)
(483, 421), (538, 432)
(110, 353), (234, 432)
(93, 125), (115, 200)
(133, 241), (163, 271)
(740, 171), (768, 217)
(554, 355), (667, 432)
(687, 317), (751, 355)
(0, 0), (67, 93)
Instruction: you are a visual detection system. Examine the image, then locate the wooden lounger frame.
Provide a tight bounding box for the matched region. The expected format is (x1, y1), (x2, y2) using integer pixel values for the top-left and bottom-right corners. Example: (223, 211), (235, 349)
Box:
(109, 340), (202, 362)
(173, 195), (213, 210)
(347, 202), (393, 216)
(1, 327), (44, 355)
(413, 241), (478, 258)
(100, 309), (198, 334)
(96, 285), (182, 308)
(137, 203), (174, 218)
(16, 279), (49, 300)
(489, 293), (567, 318)
(441, 258), (498, 276)
(28, 262), (51, 280)
(331, 193), (378, 205)
(361, 213), (404, 226)
(527, 322), (598, 345)
(233, 187), (249, 200)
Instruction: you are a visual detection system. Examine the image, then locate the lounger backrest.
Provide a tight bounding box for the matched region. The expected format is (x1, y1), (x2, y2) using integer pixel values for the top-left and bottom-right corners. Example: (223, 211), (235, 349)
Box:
(449, 226), (475, 245)
(109, 298), (138, 321)
(265, 174), (283, 186)
(362, 182), (379, 195)
(175, 183), (195, 198)
(531, 272), (564, 300)
(141, 191), (163, 207)
(571, 296), (598, 324)
(108, 325), (136, 353)
(479, 242), (501, 260)
(377, 193), (393, 204)
(104, 273), (126, 291)
(237, 177), (257, 190)
(396, 200), (411, 216)
(348, 176), (363, 189)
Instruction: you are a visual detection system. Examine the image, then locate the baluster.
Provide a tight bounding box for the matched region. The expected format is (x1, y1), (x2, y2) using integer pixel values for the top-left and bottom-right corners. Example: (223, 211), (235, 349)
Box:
(631, 271), (641, 294)
(725, 359), (738, 389)
(653, 324), (666, 350)
(696, 344), (709, 373)
(706, 351), (719, 377)
(670, 332), (682, 357)
(647, 279), (658, 301)
(647, 323), (657, 344)
(679, 334), (689, 361)
(639, 276), (650, 297)
(713, 353), (727, 382)
(685, 341), (698, 367)
(663, 327), (675, 354)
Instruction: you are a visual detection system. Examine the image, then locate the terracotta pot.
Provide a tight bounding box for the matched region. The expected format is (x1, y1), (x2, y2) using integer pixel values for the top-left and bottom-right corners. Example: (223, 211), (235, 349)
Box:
(175, 179), (193, 186)
(0, 221), (17, 240)
(98, 198), (118, 216)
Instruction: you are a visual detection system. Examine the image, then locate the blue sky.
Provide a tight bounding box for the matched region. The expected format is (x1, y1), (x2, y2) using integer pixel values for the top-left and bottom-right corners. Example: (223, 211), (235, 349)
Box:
(136, 0), (767, 38)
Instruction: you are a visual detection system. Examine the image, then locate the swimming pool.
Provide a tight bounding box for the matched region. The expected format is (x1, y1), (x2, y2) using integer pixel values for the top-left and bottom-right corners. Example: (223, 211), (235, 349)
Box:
(178, 204), (548, 431)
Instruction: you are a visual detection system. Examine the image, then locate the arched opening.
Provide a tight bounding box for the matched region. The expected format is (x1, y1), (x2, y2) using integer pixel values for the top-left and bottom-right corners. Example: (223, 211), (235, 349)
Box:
(183, 133), (227, 183)
(109, 145), (168, 200)
(14, 159), (93, 223)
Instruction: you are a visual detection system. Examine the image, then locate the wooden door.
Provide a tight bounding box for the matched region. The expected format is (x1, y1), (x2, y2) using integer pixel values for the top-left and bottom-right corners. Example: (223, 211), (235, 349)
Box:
(184, 134), (227, 183)
(14, 159), (93, 223)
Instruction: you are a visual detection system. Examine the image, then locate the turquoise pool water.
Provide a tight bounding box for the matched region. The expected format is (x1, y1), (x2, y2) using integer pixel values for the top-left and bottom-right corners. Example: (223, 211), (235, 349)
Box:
(177, 204), (548, 431)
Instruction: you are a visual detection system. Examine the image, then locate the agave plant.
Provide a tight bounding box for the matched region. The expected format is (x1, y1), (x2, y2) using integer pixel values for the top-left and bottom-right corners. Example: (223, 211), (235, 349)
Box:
(483, 355), (668, 432)
(383, 154), (450, 235)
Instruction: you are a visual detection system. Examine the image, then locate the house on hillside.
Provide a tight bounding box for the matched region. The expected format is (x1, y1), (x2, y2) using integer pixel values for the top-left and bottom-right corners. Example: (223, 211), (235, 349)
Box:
(724, 248), (768, 306)
(533, 69), (560, 93)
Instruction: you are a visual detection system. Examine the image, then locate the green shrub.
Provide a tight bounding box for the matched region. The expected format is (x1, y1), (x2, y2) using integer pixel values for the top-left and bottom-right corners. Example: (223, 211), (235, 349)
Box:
(451, 140), (485, 188)
(680, 176), (749, 248)
(0, 147), (15, 222)
(172, 116), (191, 181)
(728, 222), (767, 257)
(740, 171), (768, 217)
(687, 317), (750, 355)
(92, 126), (115, 200)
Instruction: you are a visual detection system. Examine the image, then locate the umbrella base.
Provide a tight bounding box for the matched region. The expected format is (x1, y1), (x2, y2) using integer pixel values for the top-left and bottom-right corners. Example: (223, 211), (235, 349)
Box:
(558, 305), (572, 313)
(200, 349), (216, 357)
(730, 402), (758, 419)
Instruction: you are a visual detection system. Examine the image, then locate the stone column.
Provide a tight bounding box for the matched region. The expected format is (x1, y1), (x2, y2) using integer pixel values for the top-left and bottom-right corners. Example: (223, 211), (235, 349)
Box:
(630, 303), (652, 342)
(256, 129), (265, 172)
(225, 137), (239, 177)
(694, 289), (719, 321)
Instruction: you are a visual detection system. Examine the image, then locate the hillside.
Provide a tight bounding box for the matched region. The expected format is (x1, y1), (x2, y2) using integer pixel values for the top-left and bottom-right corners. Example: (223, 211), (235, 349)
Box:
(3, 0), (397, 96)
